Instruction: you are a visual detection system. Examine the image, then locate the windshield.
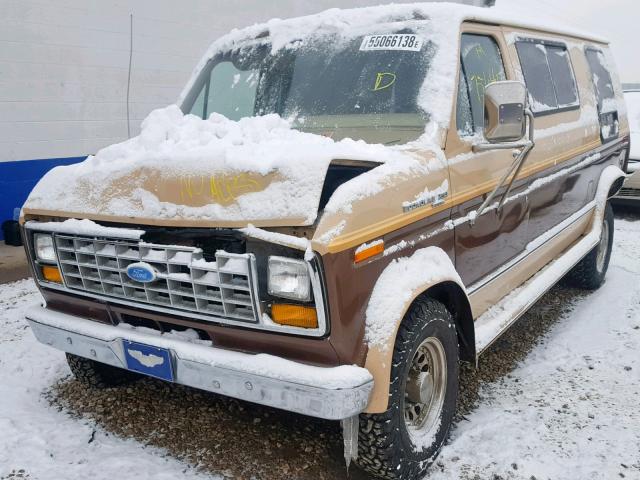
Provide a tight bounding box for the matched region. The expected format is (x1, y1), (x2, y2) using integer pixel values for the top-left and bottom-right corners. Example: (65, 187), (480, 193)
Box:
(182, 32), (435, 144)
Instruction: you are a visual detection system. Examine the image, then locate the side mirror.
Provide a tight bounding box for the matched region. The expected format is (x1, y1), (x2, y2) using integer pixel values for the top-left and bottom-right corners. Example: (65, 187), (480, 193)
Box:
(484, 81), (527, 143)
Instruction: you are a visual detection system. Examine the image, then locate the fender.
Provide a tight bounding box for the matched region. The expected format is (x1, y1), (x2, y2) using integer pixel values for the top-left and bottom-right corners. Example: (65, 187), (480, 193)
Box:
(597, 164), (626, 213)
(363, 246), (469, 413)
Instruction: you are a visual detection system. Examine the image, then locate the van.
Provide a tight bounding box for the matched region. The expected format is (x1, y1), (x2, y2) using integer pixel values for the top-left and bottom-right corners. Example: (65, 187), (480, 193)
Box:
(20, 4), (629, 479)
(613, 86), (639, 204)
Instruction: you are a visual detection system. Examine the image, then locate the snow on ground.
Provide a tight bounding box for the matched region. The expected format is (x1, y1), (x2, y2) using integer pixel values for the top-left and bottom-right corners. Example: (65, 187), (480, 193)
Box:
(431, 218), (640, 480)
(1, 218), (639, 479)
(0, 280), (214, 480)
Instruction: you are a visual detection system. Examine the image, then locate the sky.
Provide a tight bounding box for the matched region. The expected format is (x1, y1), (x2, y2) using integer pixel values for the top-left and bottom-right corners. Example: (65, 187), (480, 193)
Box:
(496, 0), (640, 83)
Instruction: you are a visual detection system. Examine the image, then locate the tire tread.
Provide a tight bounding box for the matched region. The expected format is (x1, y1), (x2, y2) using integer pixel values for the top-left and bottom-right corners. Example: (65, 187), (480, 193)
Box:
(564, 203), (614, 290)
(355, 298), (458, 479)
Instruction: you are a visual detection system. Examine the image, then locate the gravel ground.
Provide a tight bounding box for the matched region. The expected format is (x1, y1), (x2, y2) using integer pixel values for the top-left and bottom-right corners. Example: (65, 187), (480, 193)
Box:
(45, 274), (588, 480)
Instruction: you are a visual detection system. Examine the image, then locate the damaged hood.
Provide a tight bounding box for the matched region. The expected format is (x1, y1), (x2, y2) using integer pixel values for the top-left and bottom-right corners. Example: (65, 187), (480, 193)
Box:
(23, 106), (415, 228)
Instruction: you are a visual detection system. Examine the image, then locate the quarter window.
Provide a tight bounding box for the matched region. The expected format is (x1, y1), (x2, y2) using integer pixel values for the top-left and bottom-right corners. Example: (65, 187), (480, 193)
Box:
(585, 48), (616, 113)
(456, 34), (506, 136)
(585, 47), (619, 142)
(516, 40), (579, 114)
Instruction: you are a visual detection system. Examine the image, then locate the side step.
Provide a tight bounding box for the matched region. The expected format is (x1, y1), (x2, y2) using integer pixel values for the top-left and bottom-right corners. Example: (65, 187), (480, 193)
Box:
(474, 226), (601, 357)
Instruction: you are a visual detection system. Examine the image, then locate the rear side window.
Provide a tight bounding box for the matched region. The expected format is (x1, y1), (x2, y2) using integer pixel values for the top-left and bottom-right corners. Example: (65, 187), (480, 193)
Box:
(516, 40), (579, 114)
(585, 48), (616, 113)
(585, 47), (619, 142)
(456, 34), (506, 136)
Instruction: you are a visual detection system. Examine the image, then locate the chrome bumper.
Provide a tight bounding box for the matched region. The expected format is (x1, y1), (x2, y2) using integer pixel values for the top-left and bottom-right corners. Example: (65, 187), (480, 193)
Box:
(25, 305), (373, 420)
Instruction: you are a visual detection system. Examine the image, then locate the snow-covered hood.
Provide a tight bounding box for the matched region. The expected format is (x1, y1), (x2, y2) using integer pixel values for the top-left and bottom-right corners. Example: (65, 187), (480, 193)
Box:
(22, 106), (417, 227)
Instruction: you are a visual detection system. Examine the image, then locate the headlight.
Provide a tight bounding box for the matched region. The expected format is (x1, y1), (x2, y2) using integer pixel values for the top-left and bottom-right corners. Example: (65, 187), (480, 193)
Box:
(34, 234), (56, 263)
(268, 256), (311, 301)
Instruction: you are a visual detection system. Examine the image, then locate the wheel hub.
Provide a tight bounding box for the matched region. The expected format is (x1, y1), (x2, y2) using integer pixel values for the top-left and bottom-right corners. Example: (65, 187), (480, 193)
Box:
(406, 371), (434, 404)
(403, 337), (447, 440)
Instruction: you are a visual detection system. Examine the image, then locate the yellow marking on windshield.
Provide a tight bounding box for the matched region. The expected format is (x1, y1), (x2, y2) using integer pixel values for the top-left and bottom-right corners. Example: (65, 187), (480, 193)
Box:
(373, 72), (396, 92)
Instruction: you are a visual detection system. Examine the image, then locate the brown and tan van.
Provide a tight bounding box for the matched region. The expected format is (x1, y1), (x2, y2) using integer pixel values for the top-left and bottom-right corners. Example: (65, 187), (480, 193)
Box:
(20, 4), (630, 479)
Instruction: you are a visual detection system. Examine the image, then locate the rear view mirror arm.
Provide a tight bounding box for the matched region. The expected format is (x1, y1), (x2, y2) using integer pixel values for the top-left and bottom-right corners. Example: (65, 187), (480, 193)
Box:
(497, 109), (535, 209)
(471, 108), (535, 222)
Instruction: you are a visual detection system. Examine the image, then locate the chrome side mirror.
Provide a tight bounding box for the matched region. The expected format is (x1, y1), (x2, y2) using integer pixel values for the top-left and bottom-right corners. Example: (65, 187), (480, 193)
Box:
(484, 81), (527, 143)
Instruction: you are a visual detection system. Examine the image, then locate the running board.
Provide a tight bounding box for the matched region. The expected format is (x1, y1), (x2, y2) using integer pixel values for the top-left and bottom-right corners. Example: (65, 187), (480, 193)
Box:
(474, 227), (601, 357)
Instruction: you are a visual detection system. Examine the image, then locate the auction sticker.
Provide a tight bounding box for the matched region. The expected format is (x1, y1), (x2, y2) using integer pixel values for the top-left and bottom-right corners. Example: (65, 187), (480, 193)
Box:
(359, 34), (423, 52)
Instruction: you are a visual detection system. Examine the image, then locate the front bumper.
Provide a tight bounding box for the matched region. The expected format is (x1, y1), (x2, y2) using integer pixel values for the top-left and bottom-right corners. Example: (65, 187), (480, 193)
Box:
(25, 305), (373, 420)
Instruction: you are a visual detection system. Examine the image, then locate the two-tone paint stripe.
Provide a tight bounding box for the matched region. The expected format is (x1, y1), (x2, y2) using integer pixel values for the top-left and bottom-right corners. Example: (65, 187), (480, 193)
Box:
(325, 137), (627, 254)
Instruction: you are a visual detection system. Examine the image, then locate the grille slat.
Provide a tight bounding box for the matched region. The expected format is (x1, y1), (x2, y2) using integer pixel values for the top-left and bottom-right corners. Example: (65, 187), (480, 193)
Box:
(618, 187), (640, 198)
(54, 235), (259, 324)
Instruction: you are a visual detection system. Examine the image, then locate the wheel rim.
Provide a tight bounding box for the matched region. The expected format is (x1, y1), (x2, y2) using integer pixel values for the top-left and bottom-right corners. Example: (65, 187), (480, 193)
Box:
(403, 337), (447, 446)
(596, 217), (610, 272)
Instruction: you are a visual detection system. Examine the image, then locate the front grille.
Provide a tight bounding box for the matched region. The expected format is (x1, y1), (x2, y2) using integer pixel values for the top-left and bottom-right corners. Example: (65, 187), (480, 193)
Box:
(617, 187), (640, 198)
(54, 235), (259, 323)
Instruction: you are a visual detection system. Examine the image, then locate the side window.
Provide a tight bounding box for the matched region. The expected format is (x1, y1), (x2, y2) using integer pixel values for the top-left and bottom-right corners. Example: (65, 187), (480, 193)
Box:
(585, 48), (619, 142)
(456, 34), (506, 136)
(189, 62), (259, 120)
(516, 40), (579, 114)
(585, 48), (616, 113)
(546, 46), (579, 106)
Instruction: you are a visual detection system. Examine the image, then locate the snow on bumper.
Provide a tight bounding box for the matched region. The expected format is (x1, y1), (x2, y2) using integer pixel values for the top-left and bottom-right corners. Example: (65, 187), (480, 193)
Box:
(25, 305), (373, 420)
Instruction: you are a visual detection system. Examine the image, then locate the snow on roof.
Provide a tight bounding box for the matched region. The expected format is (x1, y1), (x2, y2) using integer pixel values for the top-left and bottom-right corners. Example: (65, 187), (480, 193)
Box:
(178, 2), (607, 133)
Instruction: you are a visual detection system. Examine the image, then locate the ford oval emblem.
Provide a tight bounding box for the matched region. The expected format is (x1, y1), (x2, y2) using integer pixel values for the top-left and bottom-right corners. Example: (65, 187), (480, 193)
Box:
(126, 262), (157, 283)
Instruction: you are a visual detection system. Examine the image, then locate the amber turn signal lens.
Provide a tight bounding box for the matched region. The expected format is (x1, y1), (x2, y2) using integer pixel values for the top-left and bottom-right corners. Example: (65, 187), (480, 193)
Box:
(41, 265), (62, 283)
(271, 304), (318, 328)
(354, 240), (384, 264)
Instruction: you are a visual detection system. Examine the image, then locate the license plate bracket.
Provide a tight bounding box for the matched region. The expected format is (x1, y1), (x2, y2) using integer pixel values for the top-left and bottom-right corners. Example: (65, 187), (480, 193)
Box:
(122, 340), (174, 381)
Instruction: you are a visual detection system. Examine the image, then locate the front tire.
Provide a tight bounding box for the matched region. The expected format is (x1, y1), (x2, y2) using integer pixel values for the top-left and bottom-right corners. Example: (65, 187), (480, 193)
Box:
(355, 298), (459, 480)
(564, 202), (614, 290)
(66, 353), (141, 388)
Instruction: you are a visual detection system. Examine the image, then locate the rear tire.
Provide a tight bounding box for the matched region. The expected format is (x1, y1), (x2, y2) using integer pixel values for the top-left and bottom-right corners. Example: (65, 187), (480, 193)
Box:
(66, 353), (141, 388)
(355, 298), (459, 480)
(564, 202), (614, 290)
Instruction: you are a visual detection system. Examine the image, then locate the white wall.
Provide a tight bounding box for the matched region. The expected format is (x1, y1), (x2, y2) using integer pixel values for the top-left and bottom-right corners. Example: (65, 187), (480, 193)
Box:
(0, 0), (487, 163)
